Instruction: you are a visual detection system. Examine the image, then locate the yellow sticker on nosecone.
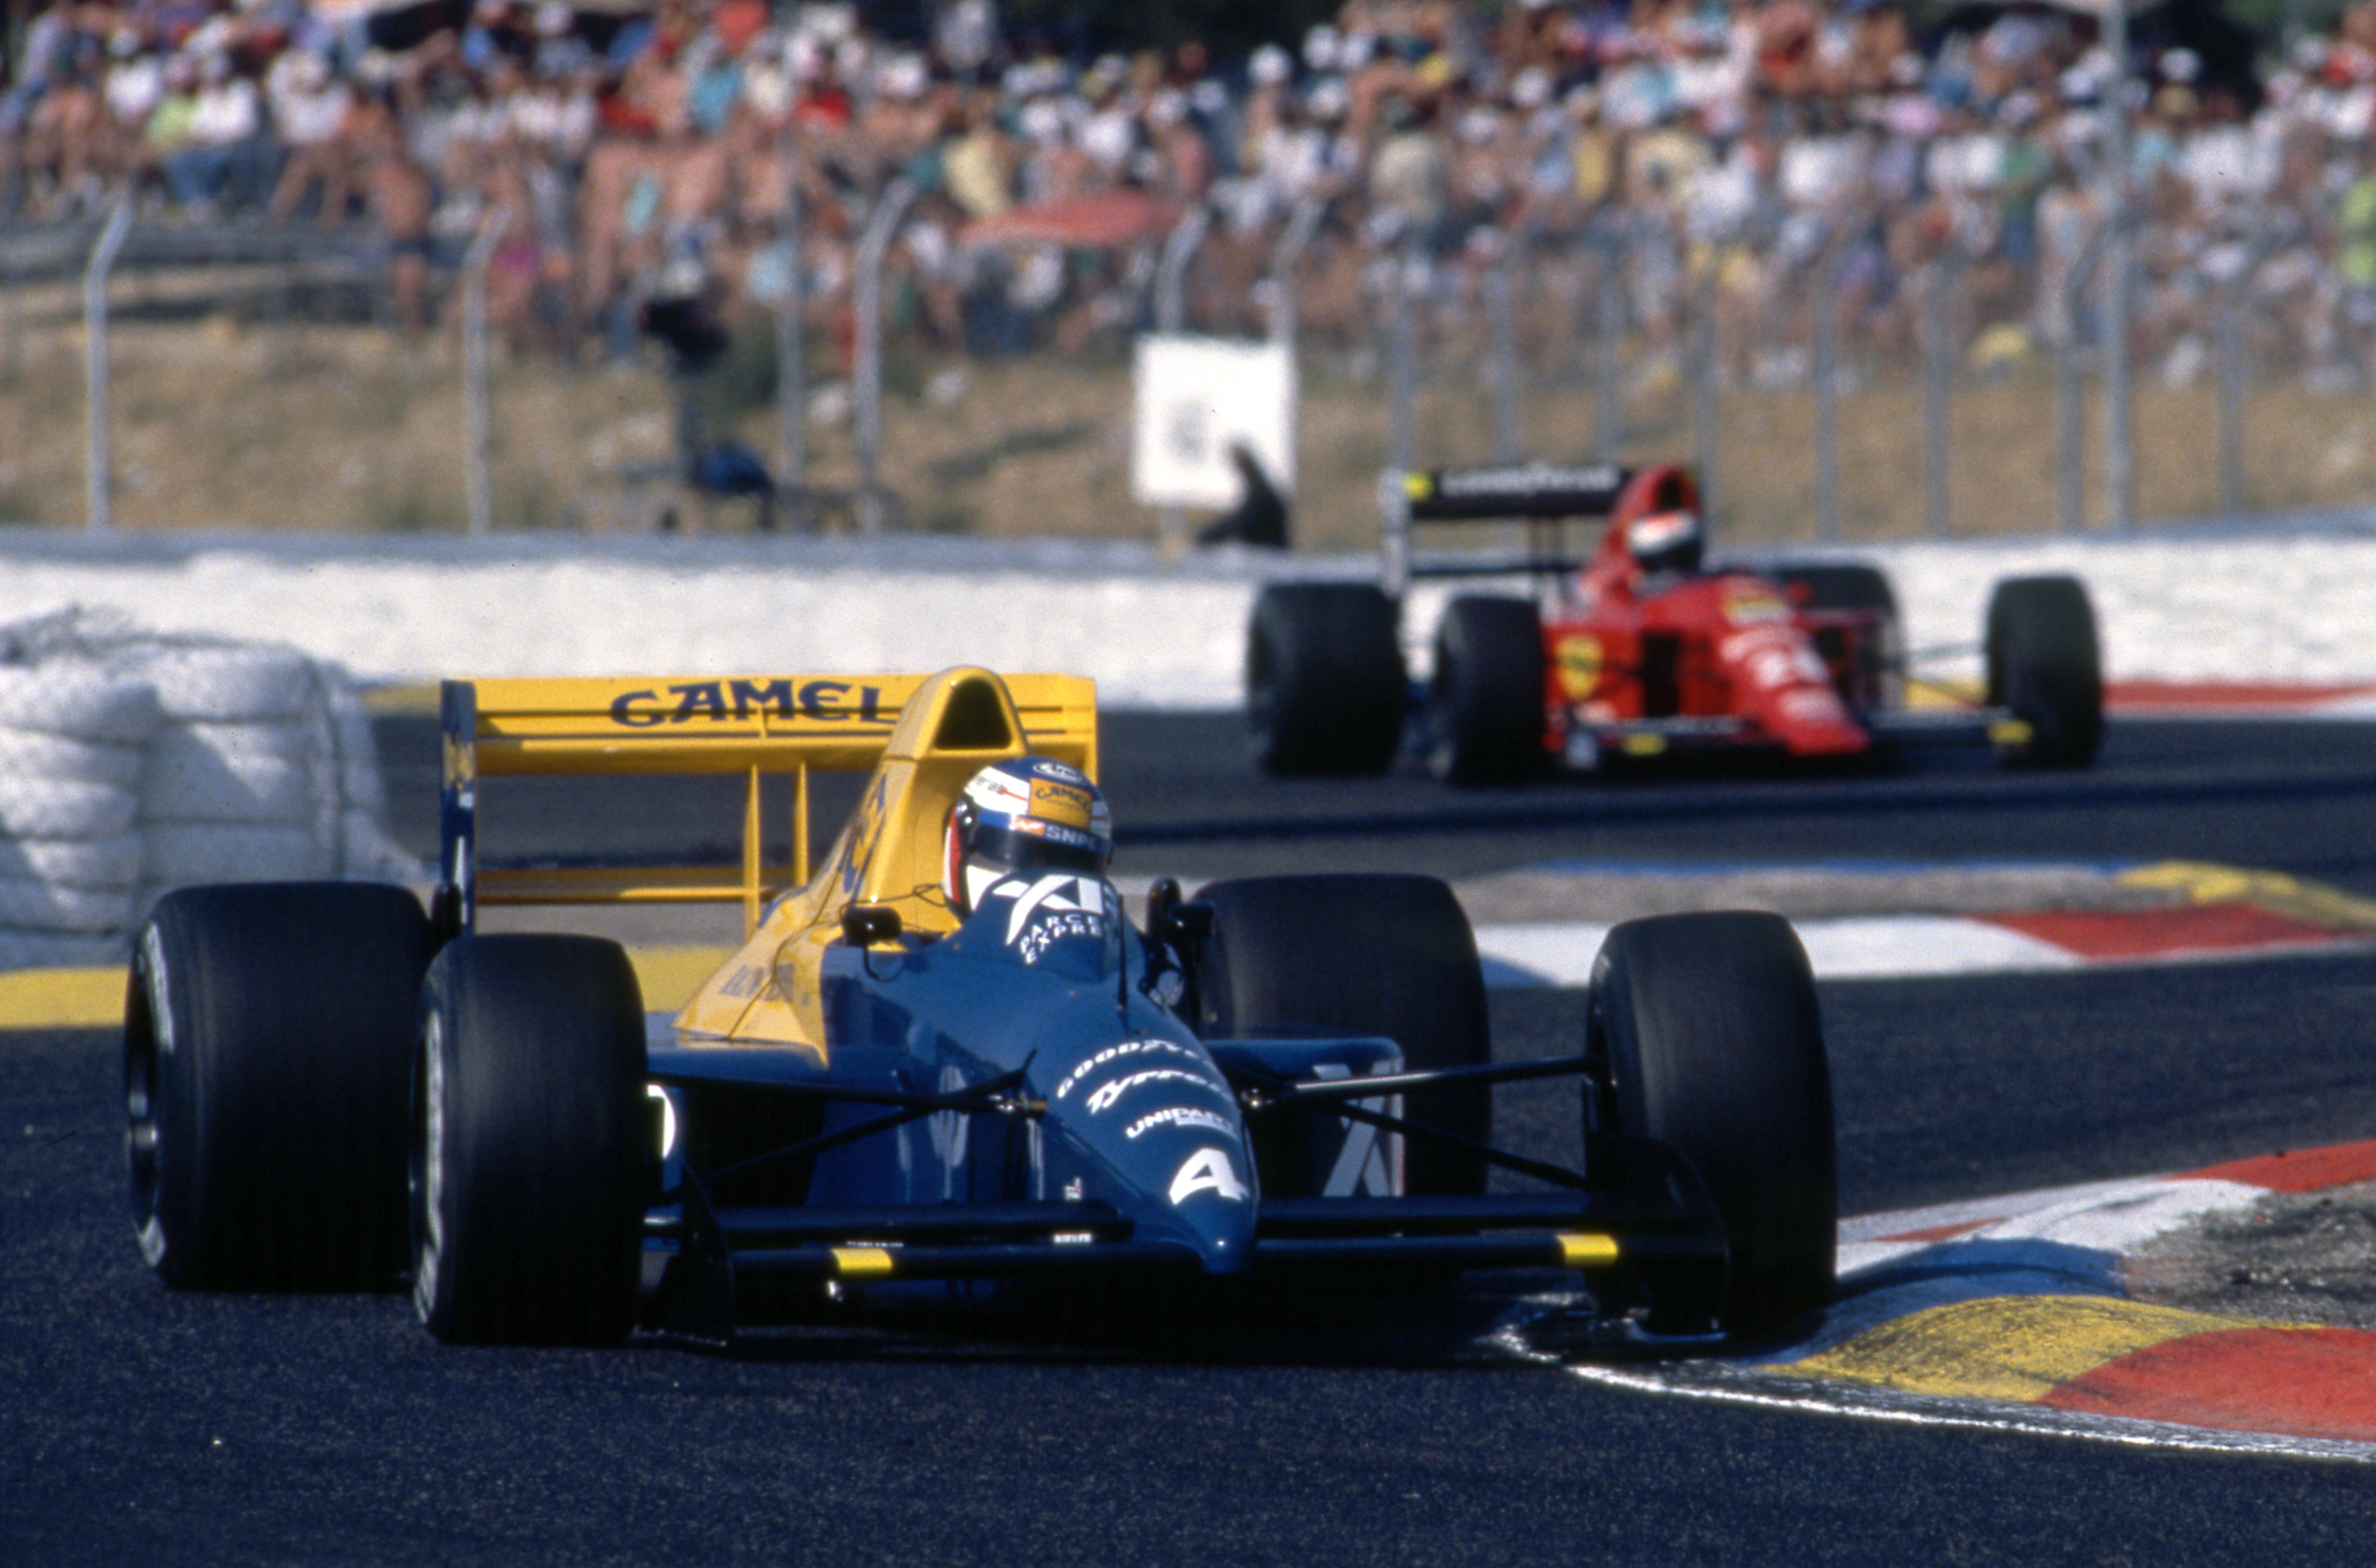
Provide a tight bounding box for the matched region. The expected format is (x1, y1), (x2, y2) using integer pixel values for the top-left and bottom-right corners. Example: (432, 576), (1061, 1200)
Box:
(1554, 635), (1603, 700)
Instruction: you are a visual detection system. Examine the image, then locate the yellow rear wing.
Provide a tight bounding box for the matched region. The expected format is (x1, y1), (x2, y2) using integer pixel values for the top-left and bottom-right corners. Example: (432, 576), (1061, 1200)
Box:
(439, 669), (1098, 937)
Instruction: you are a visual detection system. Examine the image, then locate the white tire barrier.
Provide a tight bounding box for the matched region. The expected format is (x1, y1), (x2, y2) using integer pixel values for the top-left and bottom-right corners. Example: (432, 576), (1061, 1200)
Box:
(0, 876), (134, 934)
(140, 722), (318, 825)
(0, 659), (160, 743)
(142, 824), (331, 888)
(0, 931), (127, 969)
(0, 726), (144, 790)
(0, 834), (143, 889)
(0, 778), (139, 841)
(0, 615), (421, 968)
(125, 643), (320, 723)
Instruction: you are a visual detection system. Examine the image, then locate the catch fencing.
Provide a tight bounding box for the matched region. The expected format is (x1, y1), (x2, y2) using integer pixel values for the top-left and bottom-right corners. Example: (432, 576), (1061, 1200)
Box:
(3, 184), (2356, 550)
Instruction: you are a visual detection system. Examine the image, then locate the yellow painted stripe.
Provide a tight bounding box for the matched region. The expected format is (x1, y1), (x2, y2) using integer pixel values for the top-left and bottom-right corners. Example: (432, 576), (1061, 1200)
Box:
(1558, 1233), (1620, 1267)
(1778, 1295), (2263, 1405)
(832, 1246), (896, 1277)
(2121, 862), (2376, 933)
(0, 967), (125, 1029)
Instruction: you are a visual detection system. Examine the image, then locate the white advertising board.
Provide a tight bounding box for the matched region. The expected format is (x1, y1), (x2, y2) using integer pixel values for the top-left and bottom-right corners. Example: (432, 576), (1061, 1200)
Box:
(1130, 335), (1296, 510)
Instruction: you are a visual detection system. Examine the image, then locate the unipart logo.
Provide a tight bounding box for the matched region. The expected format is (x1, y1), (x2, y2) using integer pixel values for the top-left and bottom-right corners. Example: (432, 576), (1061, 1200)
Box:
(608, 679), (891, 728)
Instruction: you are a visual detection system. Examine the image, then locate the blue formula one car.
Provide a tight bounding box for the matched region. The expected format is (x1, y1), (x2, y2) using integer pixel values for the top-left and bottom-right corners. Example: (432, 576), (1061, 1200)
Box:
(125, 666), (1837, 1349)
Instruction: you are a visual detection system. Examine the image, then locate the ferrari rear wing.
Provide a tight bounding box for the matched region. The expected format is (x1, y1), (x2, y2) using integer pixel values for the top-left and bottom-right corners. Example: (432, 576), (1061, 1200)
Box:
(1379, 462), (1630, 596)
(439, 672), (1098, 937)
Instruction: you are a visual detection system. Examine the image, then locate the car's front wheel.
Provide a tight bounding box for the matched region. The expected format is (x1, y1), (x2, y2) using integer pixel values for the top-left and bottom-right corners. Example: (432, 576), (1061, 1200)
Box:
(1588, 911), (1835, 1338)
(1427, 595), (1546, 786)
(1986, 574), (2103, 768)
(412, 934), (647, 1345)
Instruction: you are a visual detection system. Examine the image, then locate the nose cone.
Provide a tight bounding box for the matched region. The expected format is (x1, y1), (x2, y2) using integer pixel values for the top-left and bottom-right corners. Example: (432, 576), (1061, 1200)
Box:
(1149, 1143), (1258, 1275)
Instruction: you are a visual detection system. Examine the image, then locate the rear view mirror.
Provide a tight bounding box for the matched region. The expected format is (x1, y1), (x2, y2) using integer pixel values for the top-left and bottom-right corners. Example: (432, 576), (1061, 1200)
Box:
(840, 905), (903, 947)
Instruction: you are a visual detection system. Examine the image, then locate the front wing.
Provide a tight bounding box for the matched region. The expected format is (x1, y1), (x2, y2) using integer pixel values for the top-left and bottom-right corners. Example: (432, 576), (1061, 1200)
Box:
(641, 1049), (1731, 1342)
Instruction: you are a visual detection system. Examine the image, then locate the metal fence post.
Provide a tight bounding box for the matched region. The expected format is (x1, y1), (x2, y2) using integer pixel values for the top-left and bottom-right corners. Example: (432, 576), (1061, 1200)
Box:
(1812, 209), (1864, 543)
(853, 178), (916, 534)
(1921, 235), (1966, 538)
(2103, 0), (2137, 535)
(2056, 222), (2106, 535)
(1590, 219), (1625, 456)
(83, 197), (134, 533)
(1153, 201), (1215, 549)
(1487, 217), (1538, 462)
(1388, 225), (1423, 477)
(775, 136), (809, 529)
(461, 208), (507, 538)
(1154, 201), (1211, 335)
(1689, 247), (1719, 513)
(2216, 231), (2283, 516)
(2, 237), (18, 383)
(1266, 196), (1326, 346)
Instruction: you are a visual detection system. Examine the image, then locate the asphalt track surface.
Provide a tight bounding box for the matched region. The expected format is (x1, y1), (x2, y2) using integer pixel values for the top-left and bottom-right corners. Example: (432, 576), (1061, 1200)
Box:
(9, 715), (2376, 1564)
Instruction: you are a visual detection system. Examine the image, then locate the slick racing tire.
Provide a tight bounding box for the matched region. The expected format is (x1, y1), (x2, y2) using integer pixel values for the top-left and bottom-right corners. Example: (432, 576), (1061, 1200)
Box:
(1246, 582), (1405, 776)
(1191, 874), (1491, 1196)
(1767, 561), (1899, 622)
(1588, 912), (1835, 1339)
(1769, 561), (1901, 709)
(412, 935), (647, 1346)
(1427, 596), (1546, 786)
(126, 882), (432, 1289)
(1985, 575), (2103, 768)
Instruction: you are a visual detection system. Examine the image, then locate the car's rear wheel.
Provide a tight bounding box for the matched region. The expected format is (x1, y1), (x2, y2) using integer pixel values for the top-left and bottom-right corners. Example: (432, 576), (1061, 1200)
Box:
(1189, 874), (1491, 1196)
(126, 882), (431, 1289)
(1588, 911), (1834, 1338)
(412, 934), (647, 1345)
(1246, 583), (1405, 776)
(1986, 574), (2103, 768)
(1428, 595), (1546, 786)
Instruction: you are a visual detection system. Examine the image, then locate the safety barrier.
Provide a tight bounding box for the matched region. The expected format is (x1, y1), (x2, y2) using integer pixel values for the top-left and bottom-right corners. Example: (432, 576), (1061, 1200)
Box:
(0, 607), (416, 968)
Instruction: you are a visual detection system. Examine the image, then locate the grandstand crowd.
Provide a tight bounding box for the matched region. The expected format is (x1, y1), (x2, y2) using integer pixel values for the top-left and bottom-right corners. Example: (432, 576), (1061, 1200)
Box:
(6, 0), (2376, 383)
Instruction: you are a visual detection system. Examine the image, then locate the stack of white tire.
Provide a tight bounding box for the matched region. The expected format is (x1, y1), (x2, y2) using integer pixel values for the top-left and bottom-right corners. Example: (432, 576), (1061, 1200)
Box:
(0, 610), (417, 969)
(0, 657), (160, 968)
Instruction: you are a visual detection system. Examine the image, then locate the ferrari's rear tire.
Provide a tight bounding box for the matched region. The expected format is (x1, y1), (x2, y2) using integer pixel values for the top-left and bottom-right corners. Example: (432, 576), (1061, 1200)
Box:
(1427, 596), (1546, 786)
(1768, 561), (1899, 621)
(412, 935), (647, 1346)
(1986, 575), (2103, 768)
(1588, 911), (1834, 1338)
(126, 882), (431, 1289)
(1770, 561), (1901, 710)
(1246, 583), (1405, 776)
(1190, 874), (1491, 1196)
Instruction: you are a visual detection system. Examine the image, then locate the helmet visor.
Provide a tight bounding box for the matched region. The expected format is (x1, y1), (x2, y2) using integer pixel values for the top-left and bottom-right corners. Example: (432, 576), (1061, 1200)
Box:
(966, 819), (1108, 880)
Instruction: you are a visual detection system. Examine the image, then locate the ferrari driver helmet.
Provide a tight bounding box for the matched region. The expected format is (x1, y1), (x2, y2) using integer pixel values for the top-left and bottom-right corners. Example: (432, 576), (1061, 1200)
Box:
(1625, 509), (1704, 576)
(942, 756), (1113, 916)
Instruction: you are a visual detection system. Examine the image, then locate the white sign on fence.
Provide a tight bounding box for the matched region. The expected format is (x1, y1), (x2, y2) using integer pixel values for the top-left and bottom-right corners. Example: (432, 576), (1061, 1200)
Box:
(1130, 335), (1296, 510)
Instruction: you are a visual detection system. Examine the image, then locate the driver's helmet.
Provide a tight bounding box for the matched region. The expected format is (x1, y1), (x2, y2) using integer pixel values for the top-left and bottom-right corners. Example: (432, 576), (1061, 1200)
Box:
(941, 756), (1113, 916)
(1625, 509), (1704, 576)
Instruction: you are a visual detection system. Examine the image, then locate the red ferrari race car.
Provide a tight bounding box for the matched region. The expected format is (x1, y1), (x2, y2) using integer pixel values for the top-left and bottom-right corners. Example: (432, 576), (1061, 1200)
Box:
(1245, 460), (2103, 784)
